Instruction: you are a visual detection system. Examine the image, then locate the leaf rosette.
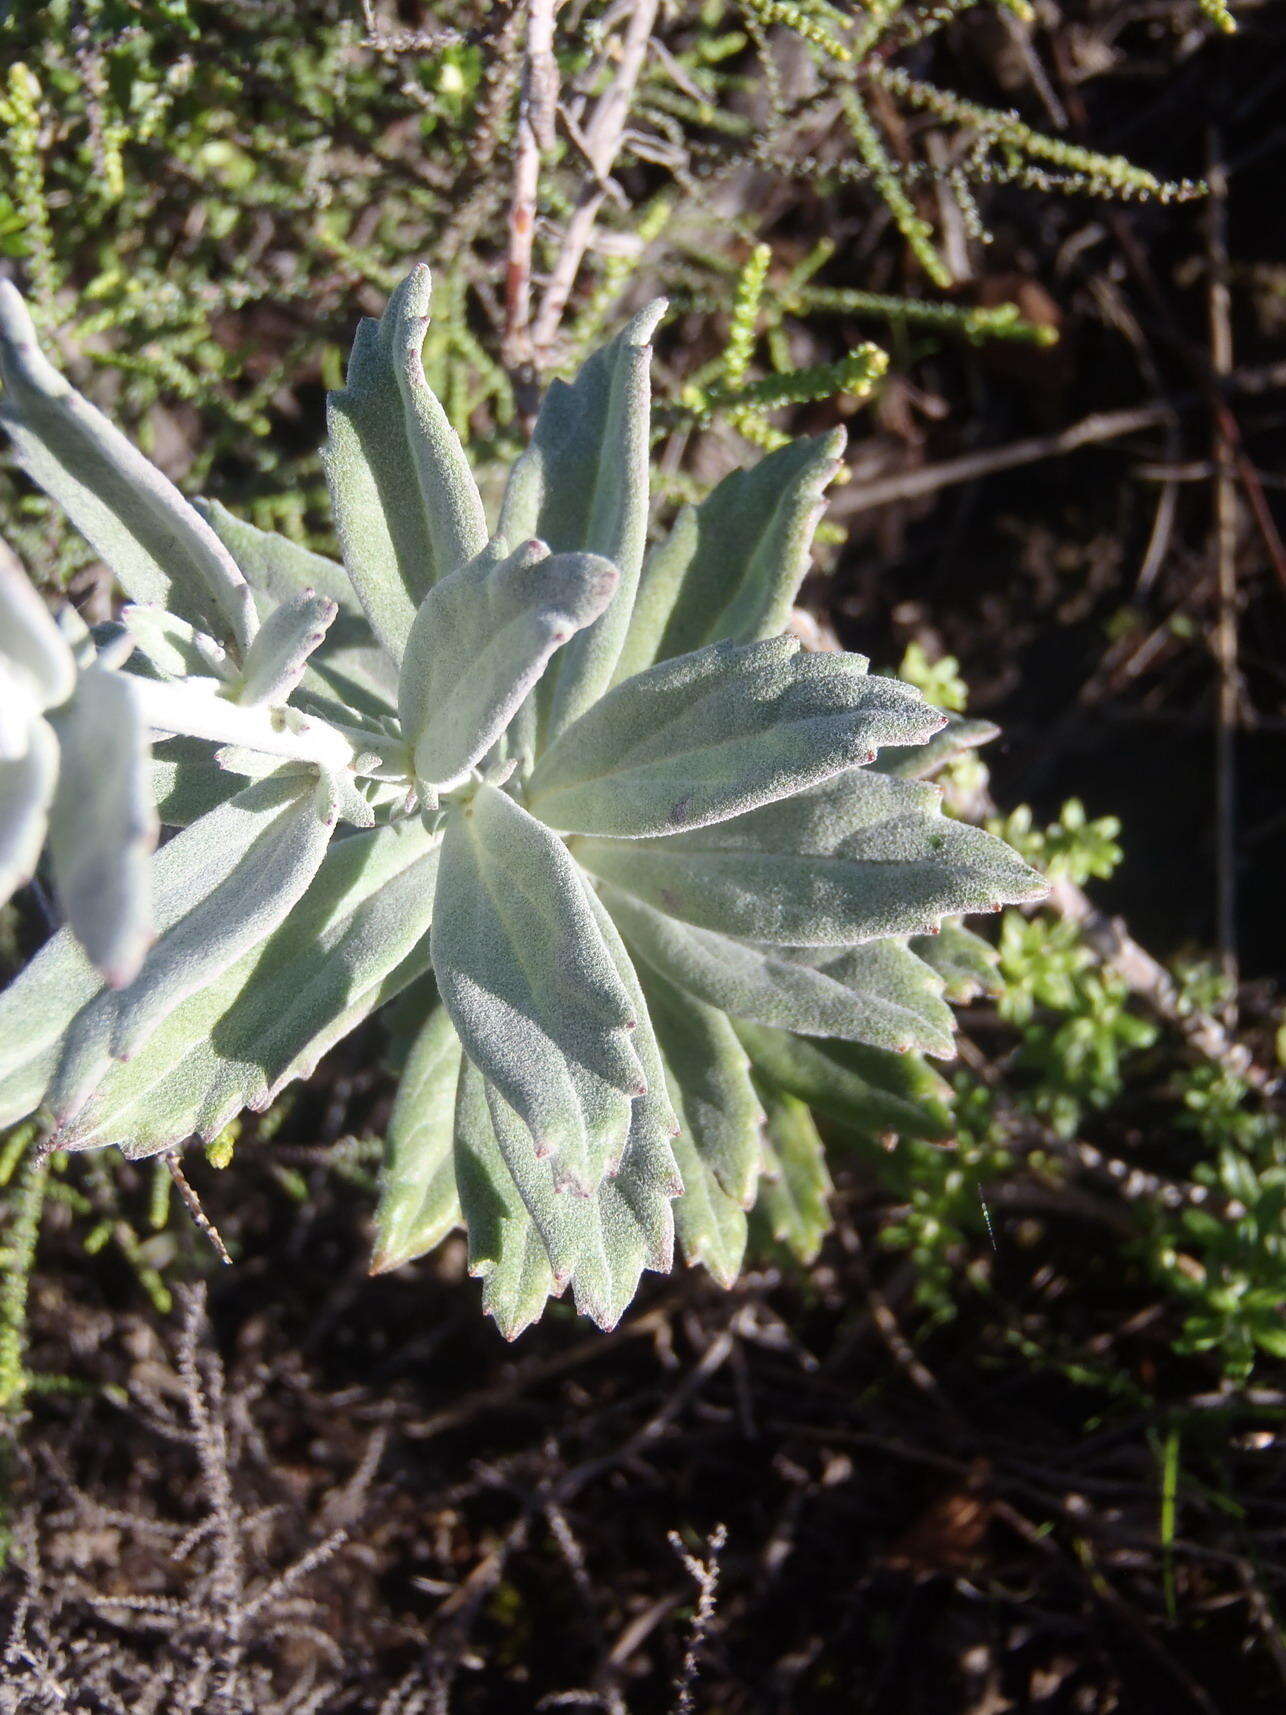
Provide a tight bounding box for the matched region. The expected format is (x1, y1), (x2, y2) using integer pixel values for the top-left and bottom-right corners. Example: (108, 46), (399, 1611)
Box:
(0, 267), (1044, 1335)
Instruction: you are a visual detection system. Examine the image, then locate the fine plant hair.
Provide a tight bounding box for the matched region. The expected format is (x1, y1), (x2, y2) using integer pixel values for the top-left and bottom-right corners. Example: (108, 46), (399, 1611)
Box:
(0, 265), (1044, 1336)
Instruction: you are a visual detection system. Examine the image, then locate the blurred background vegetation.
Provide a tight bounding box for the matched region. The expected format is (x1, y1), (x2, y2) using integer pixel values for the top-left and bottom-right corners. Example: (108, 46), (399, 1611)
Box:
(1, 1), (1283, 1710)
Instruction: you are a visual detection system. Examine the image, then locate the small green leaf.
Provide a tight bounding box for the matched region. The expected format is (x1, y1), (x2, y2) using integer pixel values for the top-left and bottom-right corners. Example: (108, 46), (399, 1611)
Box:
(529, 636), (943, 837)
(324, 265), (487, 664)
(373, 1003), (462, 1274)
(47, 664), (157, 986)
(0, 282), (256, 651)
(619, 430), (845, 680)
(431, 783), (644, 1193)
(399, 538), (617, 792)
(499, 301), (665, 738)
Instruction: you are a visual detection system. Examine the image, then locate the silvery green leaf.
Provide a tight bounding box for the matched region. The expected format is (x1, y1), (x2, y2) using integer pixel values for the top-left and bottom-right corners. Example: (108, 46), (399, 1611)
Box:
(372, 1003), (463, 1274)
(528, 637), (943, 838)
(453, 1058), (557, 1339)
(666, 1070), (748, 1289)
(0, 540), (75, 709)
(618, 431), (845, 681)
(53, 819), (440, 1156)
(874, 710), (998, 779)
(197, 500), (399, 714)
(912, 922), (1000, 1002)
(576, 769), (1045, 945)
(150, 737), (243, 826)
(122, 606), (231, 683)
(47, 664), (157, 986)
(602, 883), (955, 1056)
(753, 1087), (832, 1265)
(499, 301), (665, 738)
(51, 772), (341, 1123)
(733, 1020), (952, 1139)
(430, 783), (643, 1193)
(640, 967), (761, 1208)
(0, 715), (57, 912)
(234, 590), (338, 707)
(399, 538), (617, 793)
(0, 282), (256, 651)
(324, 265), (487, 664)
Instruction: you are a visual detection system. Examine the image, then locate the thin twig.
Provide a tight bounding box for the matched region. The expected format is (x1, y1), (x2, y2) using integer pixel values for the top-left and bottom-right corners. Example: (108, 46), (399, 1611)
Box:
(166, 1155), (233, 1266)
(1206, 127), (1239, 1007)
(504, 0), (558, 400)
(531, 0), (661, 357)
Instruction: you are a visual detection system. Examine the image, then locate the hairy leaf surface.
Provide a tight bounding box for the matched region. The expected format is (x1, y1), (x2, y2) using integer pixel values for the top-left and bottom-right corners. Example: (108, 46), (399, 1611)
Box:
(431, 783), (644, 1193)
(373, 1003), (463, 1274)
(400, 539), (616, 792)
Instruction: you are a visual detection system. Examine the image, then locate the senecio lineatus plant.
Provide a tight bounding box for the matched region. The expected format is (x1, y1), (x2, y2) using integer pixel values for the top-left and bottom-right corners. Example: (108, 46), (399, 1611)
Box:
(0, 268), (1044, 1336)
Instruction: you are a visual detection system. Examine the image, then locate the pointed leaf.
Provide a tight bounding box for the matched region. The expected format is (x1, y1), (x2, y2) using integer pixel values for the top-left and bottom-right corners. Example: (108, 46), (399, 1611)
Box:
(753, 1086), (832, 1264)
(733, 1020), (952, 1139)
(874, 710), (999, 779)
(667, 1069), (748, 1289)
(430, 783), (643, 1193)
(0, 282), (255, 650)
(453, 1058), (557, 1339)
(604, 883), (955, 1056)
(499, 301), (665, 737)
(576, 769), (1045, 945)
(373, 1003), (463, 1273)
(640, 968), (761, 1208)
(47, 665), (157, 985)
(528, 637), (943, 838)
(323, 266), (487, 663)
(618, 431), (845, 680)
(399, 538), (617, 792)
(122, 605), (231, 683)
(235, 590), (338, 707)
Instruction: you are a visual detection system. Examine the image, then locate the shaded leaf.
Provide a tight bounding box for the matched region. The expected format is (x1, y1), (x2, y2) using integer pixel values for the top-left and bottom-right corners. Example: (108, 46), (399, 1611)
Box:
(603, 882), (955, 1057)
(734, 1020), (952, 1139)
(912, 921), (1000, 1002)
(530, 636), (943, 837)
(874, 710), (998, 779)
(373, 1002), (462, 1273)
(639, 967), (761, 1208)
(754, 1086), (832, 1264)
